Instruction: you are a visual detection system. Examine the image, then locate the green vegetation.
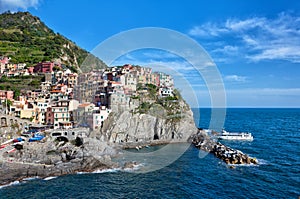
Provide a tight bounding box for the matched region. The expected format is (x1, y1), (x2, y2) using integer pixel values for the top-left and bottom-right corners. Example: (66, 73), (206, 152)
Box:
(137, 83), (158, 100)
(0, 75), (44, 91)
(2, 99), (12, 109)
(0, 11), (106, 70)
(130, 95), (140, 100)
(134, 86), (187, 124)
(138, 102), (152, 113)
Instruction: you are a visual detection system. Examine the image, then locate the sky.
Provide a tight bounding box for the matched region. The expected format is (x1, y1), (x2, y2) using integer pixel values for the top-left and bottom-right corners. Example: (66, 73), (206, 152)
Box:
(0, 0), (300, 107)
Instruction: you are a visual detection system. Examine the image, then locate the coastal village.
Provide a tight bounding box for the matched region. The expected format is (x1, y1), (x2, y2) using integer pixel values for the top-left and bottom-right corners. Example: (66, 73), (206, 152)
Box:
(0, 54), (257, 185)
(0, 56), (175, 139)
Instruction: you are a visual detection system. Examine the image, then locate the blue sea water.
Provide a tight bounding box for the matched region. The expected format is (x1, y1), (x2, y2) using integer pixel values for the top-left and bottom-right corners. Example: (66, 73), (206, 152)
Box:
(0, 108), (299, 199)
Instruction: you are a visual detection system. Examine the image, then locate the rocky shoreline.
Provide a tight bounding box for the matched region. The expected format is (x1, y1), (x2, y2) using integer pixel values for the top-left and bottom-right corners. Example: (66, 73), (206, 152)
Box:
(190, 129), (258, 165)
(0, 138), (118, 186)
(1, 134), (188, 187)
(0, 138), (185, 187)
(0, 133), (258, 187)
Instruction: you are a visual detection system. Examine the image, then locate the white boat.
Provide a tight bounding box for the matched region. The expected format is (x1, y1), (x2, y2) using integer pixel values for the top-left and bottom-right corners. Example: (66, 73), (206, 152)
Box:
(217, 129), (253, 141)
(0, 139), (14, 146)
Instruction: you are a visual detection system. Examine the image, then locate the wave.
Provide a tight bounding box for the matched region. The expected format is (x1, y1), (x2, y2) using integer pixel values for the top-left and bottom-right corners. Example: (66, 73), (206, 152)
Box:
(0, 181), (20, 189)
(123, 163), (144, 172)
(257, 158), (269, 165)
(43, 176), (58, 181)
(77, 168), (121, 175)
(227, 163), (259, 167)
(23, 176), (40, 181)
(92, 168), (121, 173)
(77, 163), (145, 175)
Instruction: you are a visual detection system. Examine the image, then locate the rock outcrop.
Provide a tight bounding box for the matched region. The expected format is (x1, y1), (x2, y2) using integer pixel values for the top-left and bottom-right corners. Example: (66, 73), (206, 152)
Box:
(99, 102), (197, 147)
(190, 129), (258, 165)
(0, 137), (118, 186)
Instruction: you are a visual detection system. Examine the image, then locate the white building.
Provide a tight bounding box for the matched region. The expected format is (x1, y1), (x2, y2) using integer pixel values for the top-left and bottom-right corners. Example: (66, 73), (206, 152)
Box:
(88, 106), (111, 130)
(158, 72), (174, 88)
(159, 87), (174, 97)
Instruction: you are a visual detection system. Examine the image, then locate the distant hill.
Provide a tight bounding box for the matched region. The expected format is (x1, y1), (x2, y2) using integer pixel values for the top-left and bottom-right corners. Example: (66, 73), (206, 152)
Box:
(0, 11), (106, 70)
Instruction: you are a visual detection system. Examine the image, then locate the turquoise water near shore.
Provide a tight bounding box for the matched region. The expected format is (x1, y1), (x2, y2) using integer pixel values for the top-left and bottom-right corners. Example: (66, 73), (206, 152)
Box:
(0, 108), (299, 198)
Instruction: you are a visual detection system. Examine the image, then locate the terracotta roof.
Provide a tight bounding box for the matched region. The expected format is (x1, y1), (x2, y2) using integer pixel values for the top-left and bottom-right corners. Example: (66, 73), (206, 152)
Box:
(50, 90), (62, 93)
(78, 103), (93, 108)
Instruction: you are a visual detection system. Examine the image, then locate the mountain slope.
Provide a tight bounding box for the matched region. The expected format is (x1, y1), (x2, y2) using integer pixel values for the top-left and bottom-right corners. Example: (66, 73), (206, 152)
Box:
(0, 11), (106, 70)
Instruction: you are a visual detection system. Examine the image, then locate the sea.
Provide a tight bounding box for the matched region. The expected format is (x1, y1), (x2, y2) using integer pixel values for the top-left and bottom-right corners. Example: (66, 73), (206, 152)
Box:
(0, 108), (299, 199)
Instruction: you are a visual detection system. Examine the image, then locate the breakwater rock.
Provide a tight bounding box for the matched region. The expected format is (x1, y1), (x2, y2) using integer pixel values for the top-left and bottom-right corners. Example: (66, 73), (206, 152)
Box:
(190, 130), (258, 165)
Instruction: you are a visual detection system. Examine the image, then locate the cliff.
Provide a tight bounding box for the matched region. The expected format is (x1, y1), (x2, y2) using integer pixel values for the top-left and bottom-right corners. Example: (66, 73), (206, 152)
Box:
(99, 97), (198, 147)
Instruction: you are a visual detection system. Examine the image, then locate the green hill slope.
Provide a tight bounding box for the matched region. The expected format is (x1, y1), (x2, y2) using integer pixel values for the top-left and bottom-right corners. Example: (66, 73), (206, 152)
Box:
(0, 11), (106, 70)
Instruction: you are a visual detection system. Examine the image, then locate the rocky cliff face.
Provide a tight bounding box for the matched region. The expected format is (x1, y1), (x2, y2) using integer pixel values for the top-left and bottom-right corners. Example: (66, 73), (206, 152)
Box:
(100, 100), (197, 146)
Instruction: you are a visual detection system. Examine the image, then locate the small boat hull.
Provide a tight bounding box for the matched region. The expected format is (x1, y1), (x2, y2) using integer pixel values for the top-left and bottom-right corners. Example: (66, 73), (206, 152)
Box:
(217, 130), (253, 141)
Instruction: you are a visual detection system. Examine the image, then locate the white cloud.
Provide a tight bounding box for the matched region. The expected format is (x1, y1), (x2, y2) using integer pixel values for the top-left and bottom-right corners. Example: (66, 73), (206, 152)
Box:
(142, 51), (179, 59)
(225, 17), (266, 31)
(188, 12), (300, 63)
(0, 0), (40, 13)
(242, 35), (258, 46)
(212, 45), (239, 55)
(188, 22), (228, 37)
(224, 75), (247, 82)
(247, 46), (300, 62)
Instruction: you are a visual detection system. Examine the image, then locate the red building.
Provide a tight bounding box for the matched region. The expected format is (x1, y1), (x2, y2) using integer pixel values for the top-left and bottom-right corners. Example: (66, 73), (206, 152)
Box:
(45, 107), (54, 125)
(33, 62), (61, 73)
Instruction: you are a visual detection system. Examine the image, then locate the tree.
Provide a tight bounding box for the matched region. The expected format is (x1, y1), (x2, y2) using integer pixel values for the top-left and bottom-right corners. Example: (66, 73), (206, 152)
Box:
(13, 89), (20, 100)
(2, 99), (12, 114)
(29, 79), (40, 88)
(53, 66), (61, 71)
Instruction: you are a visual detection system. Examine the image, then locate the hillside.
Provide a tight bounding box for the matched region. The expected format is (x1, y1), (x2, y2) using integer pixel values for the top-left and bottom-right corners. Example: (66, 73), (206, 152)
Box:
(0, 11), (106, 70)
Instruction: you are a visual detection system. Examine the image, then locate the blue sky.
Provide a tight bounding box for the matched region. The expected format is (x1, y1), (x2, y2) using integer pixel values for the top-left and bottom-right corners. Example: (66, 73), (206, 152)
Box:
(1, 0), (300, 107)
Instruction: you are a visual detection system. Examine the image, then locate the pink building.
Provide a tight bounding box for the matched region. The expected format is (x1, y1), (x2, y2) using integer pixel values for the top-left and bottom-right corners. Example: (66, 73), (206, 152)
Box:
(0, 57), (9, 64)
(34, 62), (61, 73)
(0, 90), (14, 100)
(151, 73), (160, 87)
(27, 67), (34, 74)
